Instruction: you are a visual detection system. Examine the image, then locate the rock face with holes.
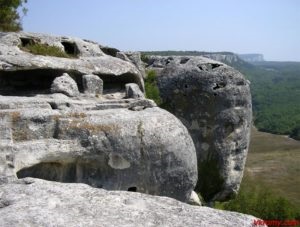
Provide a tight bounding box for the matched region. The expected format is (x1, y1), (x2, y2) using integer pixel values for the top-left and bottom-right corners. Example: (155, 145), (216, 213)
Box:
(0, 178), (265, 227)
(147, 56), (252, 202)
(0, 95), (197, 202)
(0, 32), (144, 93)
(0, 32), (198, 203)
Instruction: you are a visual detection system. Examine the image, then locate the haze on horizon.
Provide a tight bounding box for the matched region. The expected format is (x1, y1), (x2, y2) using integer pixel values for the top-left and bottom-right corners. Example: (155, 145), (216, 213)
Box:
(23, 0), (300, 62)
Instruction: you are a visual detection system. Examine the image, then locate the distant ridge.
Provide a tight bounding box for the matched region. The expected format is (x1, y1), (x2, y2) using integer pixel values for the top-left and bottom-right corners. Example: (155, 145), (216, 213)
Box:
(141, 50), (253, 70)
(238, 54), (264, 62)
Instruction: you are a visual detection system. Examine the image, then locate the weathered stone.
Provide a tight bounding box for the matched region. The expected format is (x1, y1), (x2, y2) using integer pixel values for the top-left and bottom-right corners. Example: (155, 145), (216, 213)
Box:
(0, 178), (265, 227)
(148, 56), (252, 202)
(0, 32), (144, 92)
(116, 51), (131, 62)
(125, 51), (147, 79)
(188, 191), (202, 206)
(82, 74), (103, 95)
(125, 83), (145, 99)
(51, 73), (79, 97)
(0, 94), (197, 202)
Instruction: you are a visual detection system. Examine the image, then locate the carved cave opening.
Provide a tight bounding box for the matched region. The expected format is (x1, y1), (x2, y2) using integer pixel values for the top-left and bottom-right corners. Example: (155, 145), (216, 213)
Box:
(100, 46), (119, 57)
(98, 73), (142, 94)
(127, 187), (137, 192)
(0, 69), (84, 96)
(16, 161), (116, 189)
(20, 37), (37, 47)
(61, 41), (79, 57)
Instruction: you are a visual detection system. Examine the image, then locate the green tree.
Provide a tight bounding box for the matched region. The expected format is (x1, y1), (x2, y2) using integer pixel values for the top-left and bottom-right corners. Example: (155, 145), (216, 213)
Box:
(0, 0), (28, 32)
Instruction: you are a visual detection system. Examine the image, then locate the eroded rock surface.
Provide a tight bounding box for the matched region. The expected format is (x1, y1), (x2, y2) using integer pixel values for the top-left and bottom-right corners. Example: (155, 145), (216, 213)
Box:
(0, 33), (198, 202)
(148, 56), (252, 202)
(0, 178), (265, 227)
(0, 95), (197, 202)
(0, 32), (144, 93)
(125, 83), (145, 99)
(82, 74), (103, 95)
(51, 73), (80, 97)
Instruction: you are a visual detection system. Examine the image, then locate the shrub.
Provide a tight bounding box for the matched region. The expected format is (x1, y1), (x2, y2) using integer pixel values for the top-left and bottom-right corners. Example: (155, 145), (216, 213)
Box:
(141, 53), (150, 63)
(145, 70), (162, 105)
(215, 179), (300, 226)
(290, 126), (300, 140)
(20, 43), (74, 58)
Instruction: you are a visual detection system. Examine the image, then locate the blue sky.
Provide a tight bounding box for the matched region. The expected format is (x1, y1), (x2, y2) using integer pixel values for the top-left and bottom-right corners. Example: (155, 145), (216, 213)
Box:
(23, 0), (300, 61)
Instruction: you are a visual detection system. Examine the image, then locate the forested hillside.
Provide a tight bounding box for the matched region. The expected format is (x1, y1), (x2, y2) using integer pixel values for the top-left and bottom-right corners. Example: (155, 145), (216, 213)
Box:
(143, 51), (300, 140)
(241, 61), (300, 138)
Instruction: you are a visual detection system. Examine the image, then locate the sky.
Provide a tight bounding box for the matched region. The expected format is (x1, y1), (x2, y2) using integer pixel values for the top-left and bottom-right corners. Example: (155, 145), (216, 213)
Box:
(22, 0), (300, 61)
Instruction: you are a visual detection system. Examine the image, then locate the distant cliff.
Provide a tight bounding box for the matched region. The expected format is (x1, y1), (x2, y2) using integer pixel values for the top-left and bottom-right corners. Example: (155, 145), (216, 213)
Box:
(142, 51), (253, 70)
(238, 54), (264, 62)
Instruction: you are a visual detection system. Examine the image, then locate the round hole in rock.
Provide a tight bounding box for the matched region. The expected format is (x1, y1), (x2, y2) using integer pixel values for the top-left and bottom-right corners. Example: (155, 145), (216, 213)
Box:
(128, 187), (137, 192)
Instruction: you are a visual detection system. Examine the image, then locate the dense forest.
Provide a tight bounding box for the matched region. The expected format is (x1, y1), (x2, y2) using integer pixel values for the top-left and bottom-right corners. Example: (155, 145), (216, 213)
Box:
(142, 51), (300, 140)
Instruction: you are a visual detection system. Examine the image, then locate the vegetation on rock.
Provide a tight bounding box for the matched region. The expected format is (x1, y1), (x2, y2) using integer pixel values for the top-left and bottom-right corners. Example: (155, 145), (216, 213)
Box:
(144, 70), (162, 105)
(214, 128), (300, 224)
(20, 42), (75, 58)
(215, 178), (300, 223)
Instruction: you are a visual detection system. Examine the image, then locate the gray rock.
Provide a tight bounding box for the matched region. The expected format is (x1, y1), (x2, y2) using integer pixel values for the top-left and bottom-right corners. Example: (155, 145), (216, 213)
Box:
(0, 178), (265, 227)
(188, 191), (202, 206)
(125, 51), (147, 79)
(125, 83), (145, 99)
(0, 32), (144, 92)
(0, 94), (197, 202)
(82, 74), (103, 95)
(51, 73), (80, 97)
(149, 56), (252, 202)
(116, 51), (131, 62)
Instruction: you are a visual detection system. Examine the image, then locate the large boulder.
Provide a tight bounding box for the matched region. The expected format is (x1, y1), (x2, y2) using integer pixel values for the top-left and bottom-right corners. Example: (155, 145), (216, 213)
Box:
(0, 32), (199, 202)
(0, 178), (265, 227)
(0, 95), (197, 202)
(82, 74), (103, 95)
(51, 73), (80, 97)
(125, 83), (145, 99)
(148, 56), (252, 202)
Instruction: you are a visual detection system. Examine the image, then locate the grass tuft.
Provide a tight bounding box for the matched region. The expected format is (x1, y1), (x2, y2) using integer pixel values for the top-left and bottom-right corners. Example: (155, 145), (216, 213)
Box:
(144, 70), (162, 105)
(20, 43), (75, 58)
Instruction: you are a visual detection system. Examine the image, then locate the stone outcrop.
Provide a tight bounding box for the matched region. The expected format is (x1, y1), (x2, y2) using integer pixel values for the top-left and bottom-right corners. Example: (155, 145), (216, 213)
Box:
(51, 73), (80, 97)
(0, 93), (197, 203)
(125, 83), (145, 99)
(0, 32), (144, 93)
(147, 56), (252, 202)
(82, 74), (103, 95)
(0, 32), (260, 226)
(0, 178), (265, 227)
(0, 32), (198, 203)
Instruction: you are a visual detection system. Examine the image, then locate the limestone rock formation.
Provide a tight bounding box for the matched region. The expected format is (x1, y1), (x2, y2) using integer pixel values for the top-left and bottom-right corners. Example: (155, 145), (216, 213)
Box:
(147, 56), (252, 202)
(125, 51), (147, 79)
(0, 32), (144, 92)
(82, 74), (103, 95)
(0, 95), (197, 203)
(51, 73), (80, 97)
(125, 83), (145, 99)
(0, 32), (198, 203)
(0, 178), (265, 227)
(0, 32), (261, 226)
